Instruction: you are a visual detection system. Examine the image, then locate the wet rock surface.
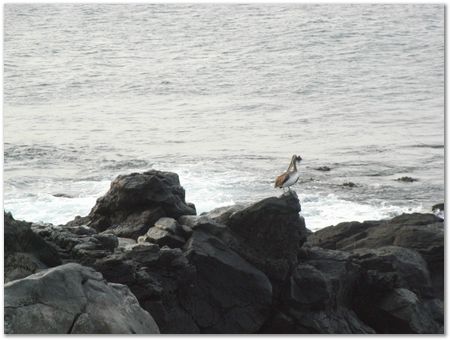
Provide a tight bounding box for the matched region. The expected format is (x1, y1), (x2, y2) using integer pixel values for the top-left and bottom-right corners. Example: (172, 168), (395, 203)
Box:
(4, 170), (444, 334)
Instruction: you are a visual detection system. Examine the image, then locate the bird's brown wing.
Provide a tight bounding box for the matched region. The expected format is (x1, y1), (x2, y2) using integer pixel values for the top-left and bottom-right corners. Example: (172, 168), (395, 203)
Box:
(274, 172), (290, 188)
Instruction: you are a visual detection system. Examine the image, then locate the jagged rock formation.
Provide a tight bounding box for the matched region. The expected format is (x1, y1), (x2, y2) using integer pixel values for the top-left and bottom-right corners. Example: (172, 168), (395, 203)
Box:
(4, 170), (444, 334)
(307, 213), (444, 300)
(307, 212), (444, 333)
(67, 170), (196, 239)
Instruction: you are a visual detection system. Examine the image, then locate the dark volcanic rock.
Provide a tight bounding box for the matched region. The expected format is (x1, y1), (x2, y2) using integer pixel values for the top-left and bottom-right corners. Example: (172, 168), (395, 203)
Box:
(352, 246), (434, 299)
(308, 213), (443, 254)
(432, 203), (444, 212)
(4, 212), (61, 282)
(32, 223), (118, 265)
(4, 263), (159, 334)
(307, 213), (444, 299)
(351, 247), (443, 334)
(200, 204), (247, 225)
(226, 191), (308, 282)
(307, 213), (444, 334)
(178, 214), (232, 243)
(145, 228), (186, 248)
(262, 247), (374, 334)
(93, 243), (199, 334)
(7, 168), (444, 335)
(141, 217), (190, 248)
(68, 170), (196, 239)
(180, 230), (272, 333)
(374, 289), (443, 334)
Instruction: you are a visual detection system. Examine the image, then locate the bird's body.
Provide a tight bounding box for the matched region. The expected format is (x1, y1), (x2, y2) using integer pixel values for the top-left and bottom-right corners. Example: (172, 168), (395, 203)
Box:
(274, 154), (302, 190)
(276, 171), (300, 188)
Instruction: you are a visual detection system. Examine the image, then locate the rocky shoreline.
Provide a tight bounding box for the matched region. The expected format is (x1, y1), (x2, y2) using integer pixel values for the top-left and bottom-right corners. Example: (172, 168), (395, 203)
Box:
(4, 170), (444, 334)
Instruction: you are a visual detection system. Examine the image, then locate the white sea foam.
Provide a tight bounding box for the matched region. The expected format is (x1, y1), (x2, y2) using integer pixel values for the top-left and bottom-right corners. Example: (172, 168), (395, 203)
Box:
(5, 195), (97, 225)
(301, 193), (424, 231)
(3, 180), (425, 231)
(4, 180), (111, 225)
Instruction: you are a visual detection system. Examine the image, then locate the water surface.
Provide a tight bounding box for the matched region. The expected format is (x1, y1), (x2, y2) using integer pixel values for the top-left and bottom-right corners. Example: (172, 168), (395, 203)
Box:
(4, 4), (444, 230)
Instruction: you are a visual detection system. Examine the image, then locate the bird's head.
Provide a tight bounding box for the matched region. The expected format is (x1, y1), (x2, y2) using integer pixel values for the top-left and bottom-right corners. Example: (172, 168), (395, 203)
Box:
(293, 154), (303, 163)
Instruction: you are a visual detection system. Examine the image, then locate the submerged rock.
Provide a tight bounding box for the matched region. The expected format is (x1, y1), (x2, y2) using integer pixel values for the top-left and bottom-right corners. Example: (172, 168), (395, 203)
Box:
(396, 176), (418, 183)
(315, 166), (331, 171)
(52, 193), (74, 198)
(67, 170), (196, 239)
(4, 263), (159, 334)
(432, 203), (444, 212)
(432, 203), (444, 220)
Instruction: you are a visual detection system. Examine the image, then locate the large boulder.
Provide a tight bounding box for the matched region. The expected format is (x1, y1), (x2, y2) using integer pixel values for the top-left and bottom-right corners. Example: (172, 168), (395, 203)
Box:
(4, 263), (159, 334)
(180, 230), (273, 333)
(179, 191), (309, 286)
(4, 212), (61, 282)
(226, 191), (308, 283)
(68, 170), (196, 239)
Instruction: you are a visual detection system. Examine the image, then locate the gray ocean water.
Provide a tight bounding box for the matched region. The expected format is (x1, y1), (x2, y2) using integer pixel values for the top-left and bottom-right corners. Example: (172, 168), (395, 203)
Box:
(4, 4), (444, 230)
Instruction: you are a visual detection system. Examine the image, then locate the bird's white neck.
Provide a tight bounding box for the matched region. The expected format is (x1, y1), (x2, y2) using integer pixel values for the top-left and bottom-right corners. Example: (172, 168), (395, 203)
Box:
(287, 157), (298, 172)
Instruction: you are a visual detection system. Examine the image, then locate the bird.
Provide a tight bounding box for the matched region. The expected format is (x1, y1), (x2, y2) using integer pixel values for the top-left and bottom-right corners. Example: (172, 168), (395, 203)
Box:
(274, 154), (302, 191)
